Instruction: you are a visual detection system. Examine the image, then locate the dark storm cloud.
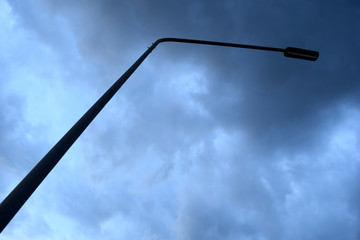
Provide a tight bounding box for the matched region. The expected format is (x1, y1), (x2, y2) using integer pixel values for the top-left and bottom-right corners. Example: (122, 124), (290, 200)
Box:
(194, 1), (360, 156)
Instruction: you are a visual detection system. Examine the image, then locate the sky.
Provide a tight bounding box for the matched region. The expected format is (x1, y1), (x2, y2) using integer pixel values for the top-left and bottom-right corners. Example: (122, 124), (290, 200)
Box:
(0, 0), (360, 239)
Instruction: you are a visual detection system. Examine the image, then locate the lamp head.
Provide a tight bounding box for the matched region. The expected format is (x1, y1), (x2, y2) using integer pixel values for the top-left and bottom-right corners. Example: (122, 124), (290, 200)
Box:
(284, 47), (319, 61)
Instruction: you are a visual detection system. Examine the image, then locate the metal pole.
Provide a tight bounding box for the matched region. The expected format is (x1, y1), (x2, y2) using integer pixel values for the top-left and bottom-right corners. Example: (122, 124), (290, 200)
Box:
(0, 38), (318, 233)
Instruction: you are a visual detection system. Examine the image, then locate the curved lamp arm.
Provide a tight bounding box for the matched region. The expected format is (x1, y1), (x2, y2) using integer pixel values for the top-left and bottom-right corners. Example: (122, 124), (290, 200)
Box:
(0, 38), (318, 233)
(154, 38), (319, 61)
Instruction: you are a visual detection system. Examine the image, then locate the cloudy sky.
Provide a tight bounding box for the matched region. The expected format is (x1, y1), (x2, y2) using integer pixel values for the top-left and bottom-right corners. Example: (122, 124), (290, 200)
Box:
(1, 0), (360, 239)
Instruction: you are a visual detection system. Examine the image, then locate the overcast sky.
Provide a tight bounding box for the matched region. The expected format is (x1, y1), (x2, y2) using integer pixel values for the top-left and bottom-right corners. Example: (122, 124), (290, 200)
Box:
(1, 0), (360, 239)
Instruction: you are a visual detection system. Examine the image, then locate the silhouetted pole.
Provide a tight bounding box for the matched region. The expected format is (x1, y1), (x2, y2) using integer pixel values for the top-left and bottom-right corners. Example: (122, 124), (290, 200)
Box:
(0, 38), (319, 233)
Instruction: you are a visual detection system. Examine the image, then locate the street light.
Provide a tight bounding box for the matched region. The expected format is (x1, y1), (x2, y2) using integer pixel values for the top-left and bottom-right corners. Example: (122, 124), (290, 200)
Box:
(0, 37), (319, 233)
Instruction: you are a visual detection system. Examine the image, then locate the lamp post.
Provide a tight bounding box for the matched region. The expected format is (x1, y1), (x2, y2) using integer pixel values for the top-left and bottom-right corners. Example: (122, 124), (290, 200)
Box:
(0, 37), (319, 233)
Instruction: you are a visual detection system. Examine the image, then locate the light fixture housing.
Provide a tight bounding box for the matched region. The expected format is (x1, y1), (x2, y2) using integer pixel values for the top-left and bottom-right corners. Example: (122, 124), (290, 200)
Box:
(284, 47), (319, 61)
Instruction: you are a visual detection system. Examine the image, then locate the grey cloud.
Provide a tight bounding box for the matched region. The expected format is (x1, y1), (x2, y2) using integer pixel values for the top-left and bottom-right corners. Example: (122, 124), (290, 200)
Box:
(0, 94), (47, 173)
